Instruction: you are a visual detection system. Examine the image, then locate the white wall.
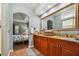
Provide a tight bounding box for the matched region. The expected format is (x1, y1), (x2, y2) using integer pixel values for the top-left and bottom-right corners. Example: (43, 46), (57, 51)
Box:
(1, 3), (13, 56)
(12, 4), (41, 32)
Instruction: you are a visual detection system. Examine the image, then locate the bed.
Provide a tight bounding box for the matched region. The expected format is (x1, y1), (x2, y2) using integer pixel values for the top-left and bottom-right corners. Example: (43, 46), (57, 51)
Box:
(13, 35), (29, 42)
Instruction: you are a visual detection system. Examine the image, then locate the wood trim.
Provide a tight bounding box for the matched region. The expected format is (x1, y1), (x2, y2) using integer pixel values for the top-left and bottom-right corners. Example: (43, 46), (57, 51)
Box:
(41, 3), (73, 20)
(76, 3), (79, 30)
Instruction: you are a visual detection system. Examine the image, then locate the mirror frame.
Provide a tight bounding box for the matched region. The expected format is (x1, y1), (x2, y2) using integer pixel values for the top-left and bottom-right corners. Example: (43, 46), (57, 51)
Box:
(76, 3), (79, 30)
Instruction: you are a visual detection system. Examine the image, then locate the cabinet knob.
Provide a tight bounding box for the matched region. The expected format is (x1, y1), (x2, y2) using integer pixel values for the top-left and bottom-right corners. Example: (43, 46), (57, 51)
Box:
(59, 45), (61, 47)
(59, 45), (60, 47)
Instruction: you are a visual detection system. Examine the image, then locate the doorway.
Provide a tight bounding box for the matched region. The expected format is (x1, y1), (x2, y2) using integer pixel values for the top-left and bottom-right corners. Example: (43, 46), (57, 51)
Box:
(11, 12), (29, 56)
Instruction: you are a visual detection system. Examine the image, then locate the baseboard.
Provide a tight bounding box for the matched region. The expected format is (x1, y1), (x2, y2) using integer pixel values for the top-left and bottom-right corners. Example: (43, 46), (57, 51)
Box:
(28, 45), (34, 48)
(8, 49), (14, 56)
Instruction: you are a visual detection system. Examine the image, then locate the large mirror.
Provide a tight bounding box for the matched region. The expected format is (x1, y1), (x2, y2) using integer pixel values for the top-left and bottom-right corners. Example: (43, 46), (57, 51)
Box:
(41, 3), (79, 31)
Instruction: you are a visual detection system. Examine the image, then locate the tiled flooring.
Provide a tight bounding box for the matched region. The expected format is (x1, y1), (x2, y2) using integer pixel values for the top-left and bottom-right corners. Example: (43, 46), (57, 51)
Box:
(10, 42), (43, 56)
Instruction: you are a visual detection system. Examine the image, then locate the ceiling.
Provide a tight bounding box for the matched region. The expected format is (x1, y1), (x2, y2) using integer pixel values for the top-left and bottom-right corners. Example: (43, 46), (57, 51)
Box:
(35, 3), (59, 16)
(13, 12), (27, 20)
(23, 3), (40, 11)
(12, 3), (40, 11)
(13, 3), (59, 17)
(13, 3), (59, 23)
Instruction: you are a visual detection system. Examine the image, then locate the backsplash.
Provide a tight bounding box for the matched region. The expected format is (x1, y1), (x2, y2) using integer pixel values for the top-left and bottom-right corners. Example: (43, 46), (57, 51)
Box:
(61, 31), (79, 35)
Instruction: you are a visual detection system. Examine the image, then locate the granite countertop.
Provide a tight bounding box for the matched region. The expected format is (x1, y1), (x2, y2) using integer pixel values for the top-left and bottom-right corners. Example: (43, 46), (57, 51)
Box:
(34, 33), (79, 43)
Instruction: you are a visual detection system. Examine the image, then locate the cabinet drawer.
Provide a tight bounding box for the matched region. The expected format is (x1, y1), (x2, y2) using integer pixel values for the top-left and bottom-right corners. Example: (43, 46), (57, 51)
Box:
(48, 43), (61, 56)
(48, 39), (62, 56)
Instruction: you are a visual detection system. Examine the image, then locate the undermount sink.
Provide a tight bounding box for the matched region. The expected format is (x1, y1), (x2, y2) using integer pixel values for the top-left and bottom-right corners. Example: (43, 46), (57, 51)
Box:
(43, 32), (55, 36)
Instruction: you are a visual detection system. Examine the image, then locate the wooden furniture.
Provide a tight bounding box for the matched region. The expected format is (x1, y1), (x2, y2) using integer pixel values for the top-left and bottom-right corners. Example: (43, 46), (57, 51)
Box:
(34, 34), (79, 56)
(62, 40), (79, 56)
(40, 36), (48, 55)
(48, 38), (62, 56)
(34, 35), (48, 55)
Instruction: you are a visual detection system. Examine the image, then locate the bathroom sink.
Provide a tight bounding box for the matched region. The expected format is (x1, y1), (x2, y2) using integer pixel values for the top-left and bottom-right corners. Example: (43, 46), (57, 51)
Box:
(43, 32), (55, 36)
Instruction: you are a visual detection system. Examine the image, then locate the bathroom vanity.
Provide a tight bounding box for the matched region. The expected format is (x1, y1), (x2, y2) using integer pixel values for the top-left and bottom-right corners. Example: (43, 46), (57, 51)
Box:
(34, 33), (79, 56)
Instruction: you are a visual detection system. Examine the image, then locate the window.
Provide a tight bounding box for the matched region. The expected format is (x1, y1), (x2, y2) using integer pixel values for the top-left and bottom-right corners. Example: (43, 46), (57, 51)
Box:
(15, 25), (19, 34)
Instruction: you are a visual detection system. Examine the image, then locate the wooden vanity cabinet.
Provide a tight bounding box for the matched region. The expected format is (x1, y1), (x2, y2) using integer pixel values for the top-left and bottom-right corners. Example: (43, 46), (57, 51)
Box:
(48, 39), (62, 56)
(40, 37), (48, 56)
(62, 48), (77, 56)
(34, 35), (79, 56)
(48, 39), (79, 56)
(62, 40), (79, 56)
(34, 35), (48, 55)
(34, 35), (41, 51)
(34, 35), (38, 49)
(37, 37), (41, 51)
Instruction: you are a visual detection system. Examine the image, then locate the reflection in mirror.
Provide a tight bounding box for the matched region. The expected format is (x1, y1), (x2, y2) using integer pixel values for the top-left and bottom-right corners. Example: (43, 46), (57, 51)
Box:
(47, 20), (53, 30)
(53, 4), (76, 30)
(60, 4), (75, 29)
(41, 4), (78, 30)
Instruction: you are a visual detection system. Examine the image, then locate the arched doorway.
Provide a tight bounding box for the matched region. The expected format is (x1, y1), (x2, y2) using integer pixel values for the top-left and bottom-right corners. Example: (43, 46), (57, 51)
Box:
(13, 12), (29, 51)
(47, 20), (53, 30)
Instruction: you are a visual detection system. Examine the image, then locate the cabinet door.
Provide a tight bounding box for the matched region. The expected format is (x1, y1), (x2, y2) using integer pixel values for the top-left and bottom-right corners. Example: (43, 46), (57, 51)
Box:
(49, 44), (60, 56)
(34, 35), (37, 48)
(36, 37), (41, 51)
(48, 39), (62, 56)
(34, 35), (41, 50)
(41, 37), (48, 56)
